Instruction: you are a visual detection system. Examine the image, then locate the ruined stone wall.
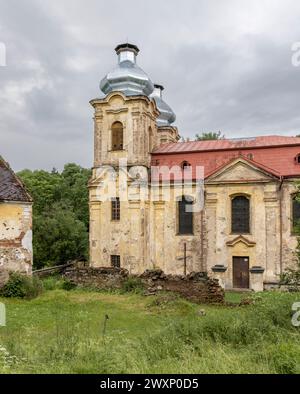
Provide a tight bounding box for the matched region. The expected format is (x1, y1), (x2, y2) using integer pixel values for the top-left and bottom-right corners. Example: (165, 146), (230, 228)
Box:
(0, 202), (32, 285)
(63, 267), (224, 304)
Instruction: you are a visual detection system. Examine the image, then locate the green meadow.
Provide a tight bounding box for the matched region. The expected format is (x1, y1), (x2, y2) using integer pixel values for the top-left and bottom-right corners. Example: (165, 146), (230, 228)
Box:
(0, 285), (300, 374)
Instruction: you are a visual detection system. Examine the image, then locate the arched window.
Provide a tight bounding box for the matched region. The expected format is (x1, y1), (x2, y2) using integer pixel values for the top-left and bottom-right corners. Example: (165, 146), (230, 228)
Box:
(292, 195), (300, 232)
(295, 154), (300, 164)
(231, 195), (250, 234)
(178, 196), (194, 235)
(111, 122), (123, 151)
(181, 161), (191, 170)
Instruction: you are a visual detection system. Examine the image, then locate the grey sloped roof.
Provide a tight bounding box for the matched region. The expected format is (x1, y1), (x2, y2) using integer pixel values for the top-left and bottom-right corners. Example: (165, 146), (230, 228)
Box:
(0, 157), (32, 202)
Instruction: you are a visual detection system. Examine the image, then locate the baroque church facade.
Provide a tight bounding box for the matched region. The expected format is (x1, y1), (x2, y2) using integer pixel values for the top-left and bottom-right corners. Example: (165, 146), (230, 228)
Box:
(89, 43), (300, 291)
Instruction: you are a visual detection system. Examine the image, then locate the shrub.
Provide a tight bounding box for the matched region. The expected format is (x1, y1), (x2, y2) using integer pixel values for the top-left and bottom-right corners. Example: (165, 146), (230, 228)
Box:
(61, 279), (77, 291)
(121, 277), (144, 294)
(42, 276), (65, 291)
(280, 268), (300, 290)
(0, 272), (43, 299)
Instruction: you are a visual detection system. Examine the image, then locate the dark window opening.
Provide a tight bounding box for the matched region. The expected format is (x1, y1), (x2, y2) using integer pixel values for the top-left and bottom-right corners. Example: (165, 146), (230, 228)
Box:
(112, 122), (123, 151)
(292, 196), (300, 232)
(111, 255), (121, 268)
(296, 155), (300, 164)
(111, 198), (120, 221)
(232, 196), (250, 234)
(181, 161), (191, 170)
(178, 196), (194, 235)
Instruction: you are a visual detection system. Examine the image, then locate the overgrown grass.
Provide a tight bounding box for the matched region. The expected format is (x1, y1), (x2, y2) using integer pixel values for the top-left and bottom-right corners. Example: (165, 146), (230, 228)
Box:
(0, 289), (300, 374)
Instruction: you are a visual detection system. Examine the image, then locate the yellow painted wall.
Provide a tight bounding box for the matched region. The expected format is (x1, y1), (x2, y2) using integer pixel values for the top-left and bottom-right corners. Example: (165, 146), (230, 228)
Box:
(0, 202), (32, 276)
(89, 94), (299, 291)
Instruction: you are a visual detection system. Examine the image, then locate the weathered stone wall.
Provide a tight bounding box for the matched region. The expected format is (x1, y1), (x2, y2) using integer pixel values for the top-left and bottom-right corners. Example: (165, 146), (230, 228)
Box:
(63, 267), (224, 304)
(206, 173), (299, 291)
(0, 202), (32, 286)
(63, 266), (129, 290)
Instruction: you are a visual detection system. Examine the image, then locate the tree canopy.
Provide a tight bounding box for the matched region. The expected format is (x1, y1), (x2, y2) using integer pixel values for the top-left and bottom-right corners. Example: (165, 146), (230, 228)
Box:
(195, 131), (224, 141)
(18, 164), (91, 269)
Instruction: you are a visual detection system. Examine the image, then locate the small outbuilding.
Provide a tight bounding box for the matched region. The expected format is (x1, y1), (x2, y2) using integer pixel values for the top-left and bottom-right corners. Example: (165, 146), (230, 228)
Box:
(0, 156), (32, 285)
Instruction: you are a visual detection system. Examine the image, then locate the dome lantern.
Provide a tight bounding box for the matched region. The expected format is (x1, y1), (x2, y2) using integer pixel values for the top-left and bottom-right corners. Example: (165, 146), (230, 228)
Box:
(100, 43), (154, 97)
(150, 84), (176, 127)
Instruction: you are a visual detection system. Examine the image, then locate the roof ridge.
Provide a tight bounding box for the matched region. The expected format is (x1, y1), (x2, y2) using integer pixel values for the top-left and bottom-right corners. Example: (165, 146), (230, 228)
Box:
(0, 155), (32, 202)
(153, 135), (300, 154)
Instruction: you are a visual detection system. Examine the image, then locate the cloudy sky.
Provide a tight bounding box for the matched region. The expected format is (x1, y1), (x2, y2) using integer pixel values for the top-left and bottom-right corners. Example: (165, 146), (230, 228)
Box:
(1, 0), (300, 171)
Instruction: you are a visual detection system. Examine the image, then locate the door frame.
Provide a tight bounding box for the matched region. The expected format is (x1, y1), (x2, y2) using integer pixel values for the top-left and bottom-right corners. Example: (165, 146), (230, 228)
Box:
(232, 256), (250, 289)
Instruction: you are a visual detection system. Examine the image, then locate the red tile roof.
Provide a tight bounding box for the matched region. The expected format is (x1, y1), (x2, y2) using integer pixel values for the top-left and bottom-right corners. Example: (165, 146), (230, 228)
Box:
(151, 135), (300, 179)
(153, 135), (300, 154)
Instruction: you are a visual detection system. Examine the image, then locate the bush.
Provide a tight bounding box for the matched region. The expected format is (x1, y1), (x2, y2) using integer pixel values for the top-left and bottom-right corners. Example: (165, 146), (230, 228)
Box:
(0, 272), (43, 299)
(121, 277), (144, 294)
(42, 276), (66, 291)
(280, 268), (300, 290)
(61, 279), (77, 291)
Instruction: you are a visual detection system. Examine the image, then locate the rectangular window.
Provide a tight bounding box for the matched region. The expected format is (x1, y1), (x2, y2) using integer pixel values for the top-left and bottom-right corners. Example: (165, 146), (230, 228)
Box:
(178, 197), (194, 235)
(111, 198), (120, 221)
(111, 255), (121, 268)
(292, 197), (300, 233)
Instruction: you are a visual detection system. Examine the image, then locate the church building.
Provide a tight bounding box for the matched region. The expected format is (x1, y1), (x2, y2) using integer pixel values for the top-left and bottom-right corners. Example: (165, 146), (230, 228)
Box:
(89, 43), (300, 291)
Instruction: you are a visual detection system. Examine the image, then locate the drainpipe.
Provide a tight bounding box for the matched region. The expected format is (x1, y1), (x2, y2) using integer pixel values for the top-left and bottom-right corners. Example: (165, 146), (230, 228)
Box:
(200, 209), (204, 272)
(279, 176), (284, 275)
(183, 243), (187, 276)
(200, 190), (206, 273)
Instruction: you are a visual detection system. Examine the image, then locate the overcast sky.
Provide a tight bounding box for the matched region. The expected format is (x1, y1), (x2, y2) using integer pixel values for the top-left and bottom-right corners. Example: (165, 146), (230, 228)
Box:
(1, 0), (300, 171)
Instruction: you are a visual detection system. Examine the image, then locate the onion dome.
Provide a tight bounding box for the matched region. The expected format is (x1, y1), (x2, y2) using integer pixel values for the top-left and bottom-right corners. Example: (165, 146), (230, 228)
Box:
(100, 43), (154, 97)
(150, 84), (176, 127)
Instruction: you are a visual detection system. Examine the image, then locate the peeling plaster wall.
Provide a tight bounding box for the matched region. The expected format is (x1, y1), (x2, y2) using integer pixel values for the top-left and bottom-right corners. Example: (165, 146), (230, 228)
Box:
(205, 176), (298, 290)
(90, 174), (299, 288)
(90, 179), (204, 275)
(0, 202), (33, 280)
(89, 93), (299, 290)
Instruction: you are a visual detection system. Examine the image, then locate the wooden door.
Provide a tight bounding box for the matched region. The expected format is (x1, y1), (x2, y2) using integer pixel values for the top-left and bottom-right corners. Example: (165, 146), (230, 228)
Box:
(233, 257), (249, 289)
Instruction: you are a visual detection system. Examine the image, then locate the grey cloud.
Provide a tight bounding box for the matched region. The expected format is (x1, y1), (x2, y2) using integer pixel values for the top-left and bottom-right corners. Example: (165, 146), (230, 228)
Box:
(0, 0), (300, 171)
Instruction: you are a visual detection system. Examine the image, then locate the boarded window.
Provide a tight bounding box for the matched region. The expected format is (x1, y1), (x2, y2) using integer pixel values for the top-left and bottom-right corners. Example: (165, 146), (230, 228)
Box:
(111, 122), (123, 151)
(111, 255), (121, 268)
(232, 196), (250, 234)
(178, 196), (194, 235)
(292, 196), (300, 232)
(111, 198), (120, 221)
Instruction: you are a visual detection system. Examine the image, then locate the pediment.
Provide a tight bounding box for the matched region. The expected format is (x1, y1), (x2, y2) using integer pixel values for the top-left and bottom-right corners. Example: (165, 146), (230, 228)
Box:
(226, 236), (256, 248)
(206, 158), (279, 184)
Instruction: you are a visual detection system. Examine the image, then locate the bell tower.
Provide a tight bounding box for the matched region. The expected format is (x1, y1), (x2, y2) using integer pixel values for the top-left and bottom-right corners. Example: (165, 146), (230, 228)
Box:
(90, 92), (159, 168)
(89, 44), (161, 271)
(90, 43), (159, 168)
